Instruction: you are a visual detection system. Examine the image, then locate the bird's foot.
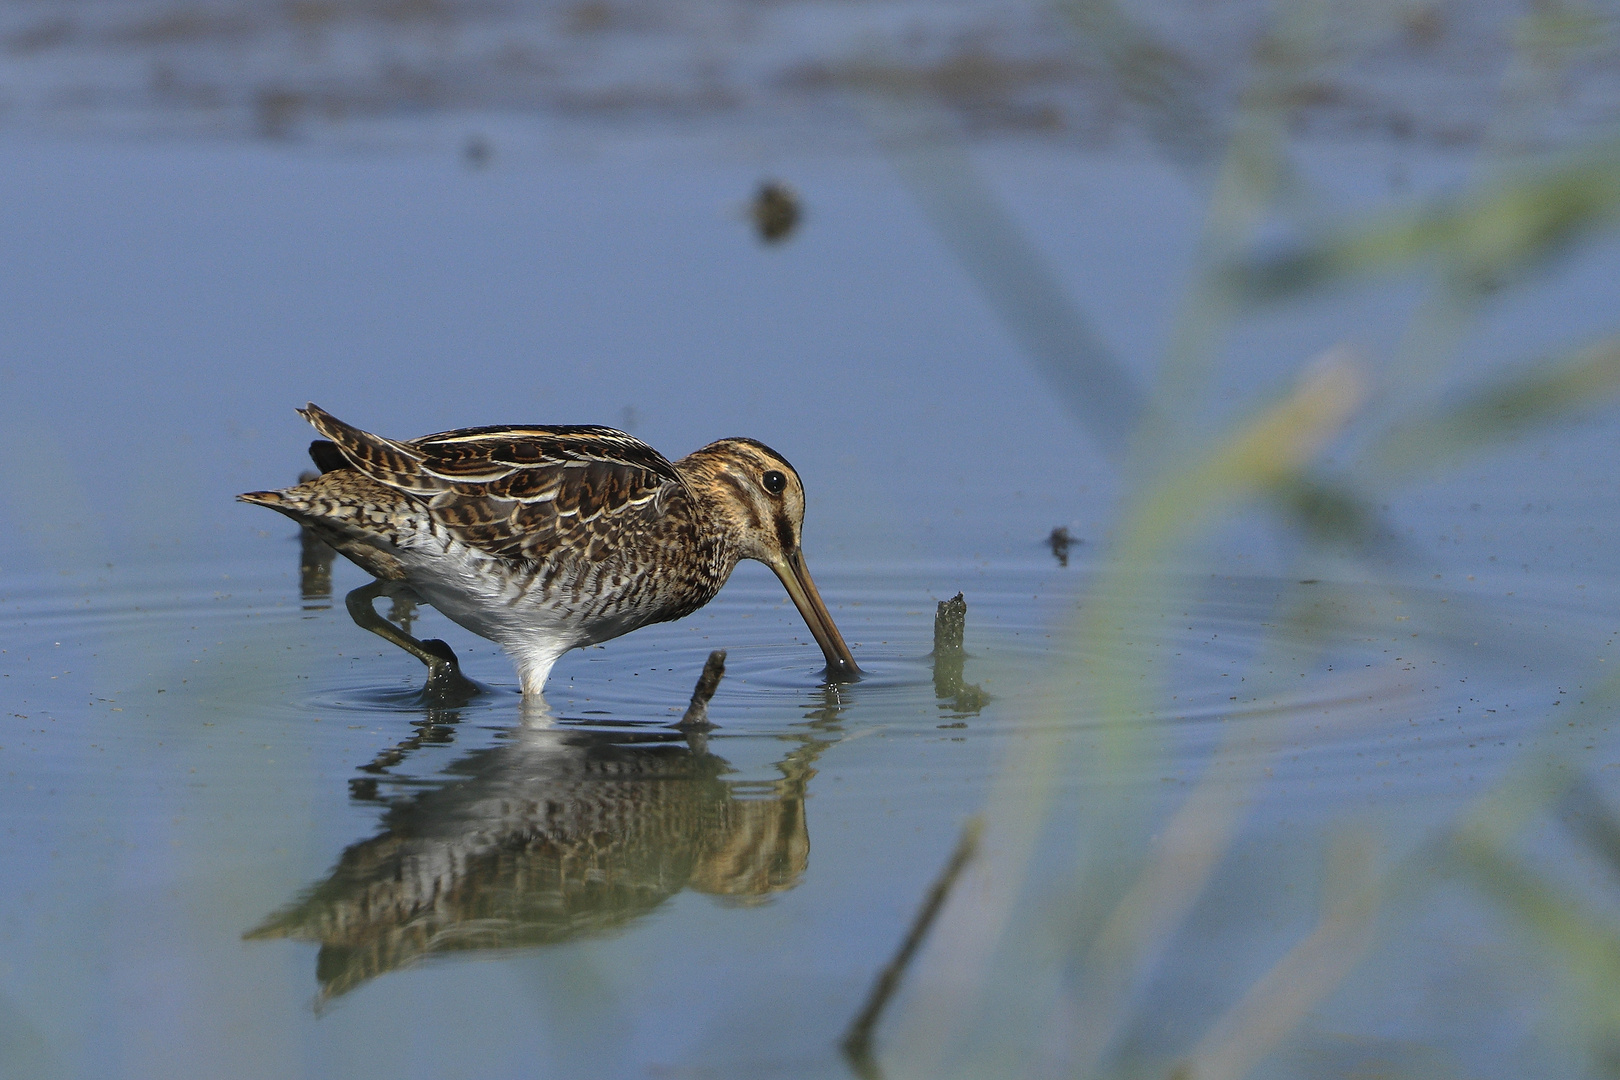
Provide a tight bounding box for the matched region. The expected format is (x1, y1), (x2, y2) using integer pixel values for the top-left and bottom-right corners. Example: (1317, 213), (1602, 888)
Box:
(417, 638), (480, 703)
(345, 582), (481, 704)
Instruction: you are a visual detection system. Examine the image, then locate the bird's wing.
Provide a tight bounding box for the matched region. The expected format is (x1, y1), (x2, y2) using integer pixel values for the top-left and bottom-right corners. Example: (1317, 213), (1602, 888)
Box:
(299, 403), (688, 564)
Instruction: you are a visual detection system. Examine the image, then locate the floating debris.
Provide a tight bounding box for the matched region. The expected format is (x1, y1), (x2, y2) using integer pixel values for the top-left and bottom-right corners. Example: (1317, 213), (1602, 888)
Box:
(255, 86), (304, 139)
(750, 180), (801, 244)
(1048, 525), (1077, 566)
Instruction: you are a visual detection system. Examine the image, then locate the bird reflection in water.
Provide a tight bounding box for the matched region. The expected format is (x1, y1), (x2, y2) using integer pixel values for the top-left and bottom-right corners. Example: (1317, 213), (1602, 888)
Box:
(247, 707), (836, 1005)
(296, 471), (337, 608)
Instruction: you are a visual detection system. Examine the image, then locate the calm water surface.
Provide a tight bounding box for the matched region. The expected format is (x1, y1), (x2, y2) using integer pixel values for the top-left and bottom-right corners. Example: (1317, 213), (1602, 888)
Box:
(3, 14), (1620, 1074)
(5, 530), (1616, 1077)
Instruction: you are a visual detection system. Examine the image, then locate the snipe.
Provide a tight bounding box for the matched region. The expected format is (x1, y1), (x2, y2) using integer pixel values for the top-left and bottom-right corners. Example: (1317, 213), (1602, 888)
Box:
(240, 405), (861, 695)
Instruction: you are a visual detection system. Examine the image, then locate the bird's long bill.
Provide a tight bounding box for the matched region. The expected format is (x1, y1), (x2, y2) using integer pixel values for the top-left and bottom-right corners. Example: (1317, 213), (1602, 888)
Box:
(770, 550), (862, 682)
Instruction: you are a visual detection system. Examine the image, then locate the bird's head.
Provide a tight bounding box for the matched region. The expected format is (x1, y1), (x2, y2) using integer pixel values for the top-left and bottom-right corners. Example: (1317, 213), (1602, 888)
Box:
(680, 438), (861, 682)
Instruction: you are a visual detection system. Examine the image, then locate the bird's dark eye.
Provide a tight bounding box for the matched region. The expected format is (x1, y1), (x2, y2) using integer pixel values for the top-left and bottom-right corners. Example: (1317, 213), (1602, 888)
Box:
(762, 470), (787, 496)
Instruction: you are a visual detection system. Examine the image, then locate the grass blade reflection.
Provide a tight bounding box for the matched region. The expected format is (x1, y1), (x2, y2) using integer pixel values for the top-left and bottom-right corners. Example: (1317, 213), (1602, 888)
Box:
(861, 90), (1145, 459)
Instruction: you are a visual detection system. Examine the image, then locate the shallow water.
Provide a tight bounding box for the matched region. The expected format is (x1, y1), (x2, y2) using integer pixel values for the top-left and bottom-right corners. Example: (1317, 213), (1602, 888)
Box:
(8, 513), (1620, 1078)
(4, 10), (1620, 1073)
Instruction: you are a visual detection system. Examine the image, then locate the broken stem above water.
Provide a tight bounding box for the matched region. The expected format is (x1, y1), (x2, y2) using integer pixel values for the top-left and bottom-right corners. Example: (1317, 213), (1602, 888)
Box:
(679, 649), (728, 728)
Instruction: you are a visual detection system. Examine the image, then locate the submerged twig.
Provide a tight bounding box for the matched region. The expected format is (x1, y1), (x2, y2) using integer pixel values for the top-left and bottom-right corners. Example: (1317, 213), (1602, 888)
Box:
(842, 816), (984, 1077)
(679, 650), (727, 729)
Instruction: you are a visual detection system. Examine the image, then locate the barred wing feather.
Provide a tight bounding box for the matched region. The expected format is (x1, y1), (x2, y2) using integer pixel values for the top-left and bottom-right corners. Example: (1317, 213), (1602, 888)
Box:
(299, 404), (688, 565)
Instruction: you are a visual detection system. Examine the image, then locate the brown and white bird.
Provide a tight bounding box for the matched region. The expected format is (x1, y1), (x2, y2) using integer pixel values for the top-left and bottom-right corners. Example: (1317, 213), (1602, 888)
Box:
(240, 405), (861, 695)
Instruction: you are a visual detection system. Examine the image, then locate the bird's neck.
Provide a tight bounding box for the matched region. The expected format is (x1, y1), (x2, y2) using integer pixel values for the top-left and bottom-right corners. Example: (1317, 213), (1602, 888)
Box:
(674, 455), (751, 580)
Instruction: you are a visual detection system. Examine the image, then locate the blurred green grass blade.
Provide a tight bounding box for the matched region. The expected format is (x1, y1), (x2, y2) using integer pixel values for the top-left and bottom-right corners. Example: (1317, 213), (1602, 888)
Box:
(1120, 350), (1365, 554)
(879, 355), (1369, 1079)
(1226, 143), (1620, 300)
(1267, 475), (1399, 554)
(1076, 349), (1364, 799)
(1454, 837), (1620, 1036)
(1365, 335), (1620, 480)
(1131, 0), (1322, 470)
(1177, 832), (1380, 1080)
(1560, 778), (1620, 876)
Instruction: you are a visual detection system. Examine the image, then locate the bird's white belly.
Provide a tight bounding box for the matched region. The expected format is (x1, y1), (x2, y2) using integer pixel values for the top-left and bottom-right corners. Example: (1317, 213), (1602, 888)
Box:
(396, 539), (581, 695)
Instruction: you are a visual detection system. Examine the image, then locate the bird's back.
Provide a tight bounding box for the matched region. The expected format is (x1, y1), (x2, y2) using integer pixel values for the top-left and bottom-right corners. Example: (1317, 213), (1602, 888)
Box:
(240, 407), (734, 678)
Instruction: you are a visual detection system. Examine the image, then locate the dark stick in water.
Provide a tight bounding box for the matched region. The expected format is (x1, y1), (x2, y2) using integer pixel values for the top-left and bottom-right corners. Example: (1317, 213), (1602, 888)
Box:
(679, 650), (728, 728)
(933, 592), (988, 714)
(934, 592), (967, 654)
(841, 816), (984, 1078)
(933, 591), (967, 699)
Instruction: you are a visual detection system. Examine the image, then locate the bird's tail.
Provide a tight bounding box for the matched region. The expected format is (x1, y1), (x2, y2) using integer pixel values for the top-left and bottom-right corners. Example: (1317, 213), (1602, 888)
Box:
(298, 403), (435, 493)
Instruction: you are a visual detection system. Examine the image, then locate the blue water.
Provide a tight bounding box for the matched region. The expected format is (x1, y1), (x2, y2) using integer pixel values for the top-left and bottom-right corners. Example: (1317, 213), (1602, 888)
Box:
(4, 12), (1620, 1073)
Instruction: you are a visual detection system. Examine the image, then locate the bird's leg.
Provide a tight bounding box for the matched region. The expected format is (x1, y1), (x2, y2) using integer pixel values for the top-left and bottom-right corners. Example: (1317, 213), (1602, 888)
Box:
(344, 580), (478, 699)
